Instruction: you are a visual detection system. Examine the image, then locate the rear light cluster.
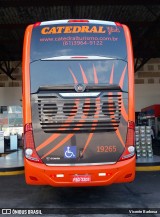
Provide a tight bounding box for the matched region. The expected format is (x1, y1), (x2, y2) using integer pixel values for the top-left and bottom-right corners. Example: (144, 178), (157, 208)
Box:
(24, 123), (42, 163)
(119, 121), (135, 161)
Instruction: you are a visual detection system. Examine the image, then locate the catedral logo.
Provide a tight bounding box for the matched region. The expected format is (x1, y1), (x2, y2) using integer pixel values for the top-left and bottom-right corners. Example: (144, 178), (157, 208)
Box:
(41, 25), (120, 35)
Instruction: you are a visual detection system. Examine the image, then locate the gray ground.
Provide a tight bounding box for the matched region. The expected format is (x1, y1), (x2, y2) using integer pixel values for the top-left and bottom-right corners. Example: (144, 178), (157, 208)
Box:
(0, 171), (160, 216)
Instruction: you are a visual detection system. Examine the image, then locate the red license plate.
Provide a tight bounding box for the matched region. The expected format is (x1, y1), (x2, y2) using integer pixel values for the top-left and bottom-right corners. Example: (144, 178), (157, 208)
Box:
(72, 175), (91, 183)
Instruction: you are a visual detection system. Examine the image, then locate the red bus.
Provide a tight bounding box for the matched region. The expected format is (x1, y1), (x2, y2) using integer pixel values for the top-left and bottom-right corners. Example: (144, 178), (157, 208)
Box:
(22, 19), (135, 187)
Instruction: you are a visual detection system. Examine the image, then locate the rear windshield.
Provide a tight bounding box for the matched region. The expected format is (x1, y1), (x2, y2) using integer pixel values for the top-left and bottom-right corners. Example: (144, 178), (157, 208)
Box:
(30, 23), (127, 61)
(30, 60), (128, 93)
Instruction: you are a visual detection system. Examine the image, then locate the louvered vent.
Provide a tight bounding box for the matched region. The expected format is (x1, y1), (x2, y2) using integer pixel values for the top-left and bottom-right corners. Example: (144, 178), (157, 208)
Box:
(37, 92), (122, 133)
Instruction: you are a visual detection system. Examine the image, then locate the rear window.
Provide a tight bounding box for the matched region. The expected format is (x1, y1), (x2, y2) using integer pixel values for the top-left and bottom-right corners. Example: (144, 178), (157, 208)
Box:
(30, 23), (127, 61)
(30, 59), (128, 93)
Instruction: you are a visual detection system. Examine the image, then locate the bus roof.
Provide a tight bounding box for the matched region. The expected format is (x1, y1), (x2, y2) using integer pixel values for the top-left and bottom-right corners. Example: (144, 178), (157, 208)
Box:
(34, 19), (117, 26)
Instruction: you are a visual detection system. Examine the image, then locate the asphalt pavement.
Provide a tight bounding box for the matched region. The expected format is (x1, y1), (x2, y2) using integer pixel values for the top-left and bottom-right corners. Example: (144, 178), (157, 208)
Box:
(0, 171), (160, 217)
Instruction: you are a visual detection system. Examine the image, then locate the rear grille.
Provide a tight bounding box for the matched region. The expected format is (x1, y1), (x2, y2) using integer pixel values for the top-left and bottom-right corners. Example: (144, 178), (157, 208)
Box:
(37, 92), (122, 133)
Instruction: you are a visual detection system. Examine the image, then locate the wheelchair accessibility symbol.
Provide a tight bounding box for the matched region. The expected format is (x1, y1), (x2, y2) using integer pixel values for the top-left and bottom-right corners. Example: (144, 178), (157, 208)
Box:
(64, 146), (76, 159)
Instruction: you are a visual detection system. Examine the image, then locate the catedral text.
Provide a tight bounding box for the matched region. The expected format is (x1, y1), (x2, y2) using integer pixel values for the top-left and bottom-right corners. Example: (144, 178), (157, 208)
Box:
(41, 25), (120, 34)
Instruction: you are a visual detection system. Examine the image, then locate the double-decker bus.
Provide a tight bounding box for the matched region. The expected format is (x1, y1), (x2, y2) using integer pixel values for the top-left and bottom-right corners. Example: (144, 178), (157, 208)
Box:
(22, 19), (135, 187)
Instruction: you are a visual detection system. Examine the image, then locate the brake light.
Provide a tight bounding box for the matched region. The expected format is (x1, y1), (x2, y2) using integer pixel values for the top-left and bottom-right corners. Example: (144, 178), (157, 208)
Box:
(33, 22), (41, 28)
(119, 121), (135, 161)
(68, 19), (89, 23)
(71, 56), (88, 59)
(115, 22), (123, 27)
(24, 123), (42, 163)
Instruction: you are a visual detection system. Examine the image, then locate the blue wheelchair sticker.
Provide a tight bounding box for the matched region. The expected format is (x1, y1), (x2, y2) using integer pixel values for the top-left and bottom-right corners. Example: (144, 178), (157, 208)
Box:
(64, 146), (76, 159)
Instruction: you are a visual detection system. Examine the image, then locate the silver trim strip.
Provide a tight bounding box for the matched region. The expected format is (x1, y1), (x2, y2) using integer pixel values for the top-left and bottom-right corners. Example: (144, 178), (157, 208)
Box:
(59, 92), (100, 97)
(46, 162), (116, 166)
(41, 56), (115, 61)
(40, 20), (116, 26)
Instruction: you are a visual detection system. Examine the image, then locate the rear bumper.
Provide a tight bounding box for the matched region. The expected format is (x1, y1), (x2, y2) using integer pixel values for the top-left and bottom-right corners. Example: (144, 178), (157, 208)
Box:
(24, 156), (136, 187)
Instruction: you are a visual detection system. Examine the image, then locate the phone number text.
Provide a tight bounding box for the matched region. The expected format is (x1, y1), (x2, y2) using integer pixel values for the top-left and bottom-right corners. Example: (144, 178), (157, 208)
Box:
(62, 40), (103, 46)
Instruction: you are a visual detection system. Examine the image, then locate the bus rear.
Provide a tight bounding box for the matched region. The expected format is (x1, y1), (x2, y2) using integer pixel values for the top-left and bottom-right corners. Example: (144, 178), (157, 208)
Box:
(22, 19), (135, 187)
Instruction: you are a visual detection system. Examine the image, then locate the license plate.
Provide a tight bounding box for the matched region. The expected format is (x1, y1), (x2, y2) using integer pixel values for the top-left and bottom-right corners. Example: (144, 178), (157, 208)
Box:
(72, 175), (91, 183)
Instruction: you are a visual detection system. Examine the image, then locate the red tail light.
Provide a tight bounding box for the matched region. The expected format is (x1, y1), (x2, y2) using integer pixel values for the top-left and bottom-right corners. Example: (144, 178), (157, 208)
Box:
(115, 22), (123, 27)
(119, 121), (135, 161)
(126, 121), (135, 147)
(33, 22), (41, 28)
(68, 19), (89, 23)
(24, 123), (42, 163)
